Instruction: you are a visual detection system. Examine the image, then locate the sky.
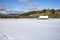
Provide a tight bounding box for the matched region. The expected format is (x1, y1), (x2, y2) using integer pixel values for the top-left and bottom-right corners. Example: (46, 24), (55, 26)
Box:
(0, 0), (60, 11)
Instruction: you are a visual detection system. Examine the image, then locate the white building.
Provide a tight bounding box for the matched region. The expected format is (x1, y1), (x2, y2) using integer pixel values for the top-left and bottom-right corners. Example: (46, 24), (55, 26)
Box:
(38, 16), (48, 19)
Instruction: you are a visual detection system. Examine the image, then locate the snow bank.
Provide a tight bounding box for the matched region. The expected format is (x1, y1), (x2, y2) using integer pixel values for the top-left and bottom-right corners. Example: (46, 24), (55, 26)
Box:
(0, 19), (60, 40)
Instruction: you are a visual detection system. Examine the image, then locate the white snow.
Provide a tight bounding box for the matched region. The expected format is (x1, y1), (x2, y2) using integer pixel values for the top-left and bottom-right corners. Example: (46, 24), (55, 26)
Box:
(0, 19), (60, 40)
(7, 37), (15, 40)
(0, 33), (2, 37)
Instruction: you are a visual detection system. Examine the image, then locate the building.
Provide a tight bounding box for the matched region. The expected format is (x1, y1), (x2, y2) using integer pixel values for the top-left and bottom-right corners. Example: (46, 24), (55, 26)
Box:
(38, 16), (48, 19)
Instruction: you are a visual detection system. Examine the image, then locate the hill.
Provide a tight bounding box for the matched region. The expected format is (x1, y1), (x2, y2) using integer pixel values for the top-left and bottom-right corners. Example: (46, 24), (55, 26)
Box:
(19, 9), (60, 18)
(0, 9), (60, 18)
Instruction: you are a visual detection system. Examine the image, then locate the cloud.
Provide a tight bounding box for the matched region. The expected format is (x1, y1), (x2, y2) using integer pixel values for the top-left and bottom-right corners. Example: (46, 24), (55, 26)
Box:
(0, 5), (8, 8)
(18, 0), (38, 11)
(29, 2), (38, 9)
(0, 5), (9, 11)
(25, 2), (38, 11)
(18, 0), (30, 3)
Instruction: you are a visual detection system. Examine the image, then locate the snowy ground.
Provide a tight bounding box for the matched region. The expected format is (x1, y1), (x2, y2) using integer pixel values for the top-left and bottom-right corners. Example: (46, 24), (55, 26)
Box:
(0, 19), (60, 40)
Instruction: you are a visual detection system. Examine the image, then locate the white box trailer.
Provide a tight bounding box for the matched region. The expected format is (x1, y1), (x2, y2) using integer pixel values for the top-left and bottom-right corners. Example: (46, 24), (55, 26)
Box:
(38, 16), (48, 19)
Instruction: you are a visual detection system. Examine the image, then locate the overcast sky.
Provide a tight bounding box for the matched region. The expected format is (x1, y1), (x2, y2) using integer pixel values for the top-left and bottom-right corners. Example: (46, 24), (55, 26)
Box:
(0, 0), (60, 11)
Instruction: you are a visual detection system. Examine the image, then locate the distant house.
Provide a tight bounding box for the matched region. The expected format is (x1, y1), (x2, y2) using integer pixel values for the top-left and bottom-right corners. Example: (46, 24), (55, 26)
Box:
(38, 16), (48, 19)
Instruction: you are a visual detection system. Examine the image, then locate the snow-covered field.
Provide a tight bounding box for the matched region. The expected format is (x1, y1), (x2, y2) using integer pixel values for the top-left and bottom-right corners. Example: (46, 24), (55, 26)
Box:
(0, 19), (60, 40)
